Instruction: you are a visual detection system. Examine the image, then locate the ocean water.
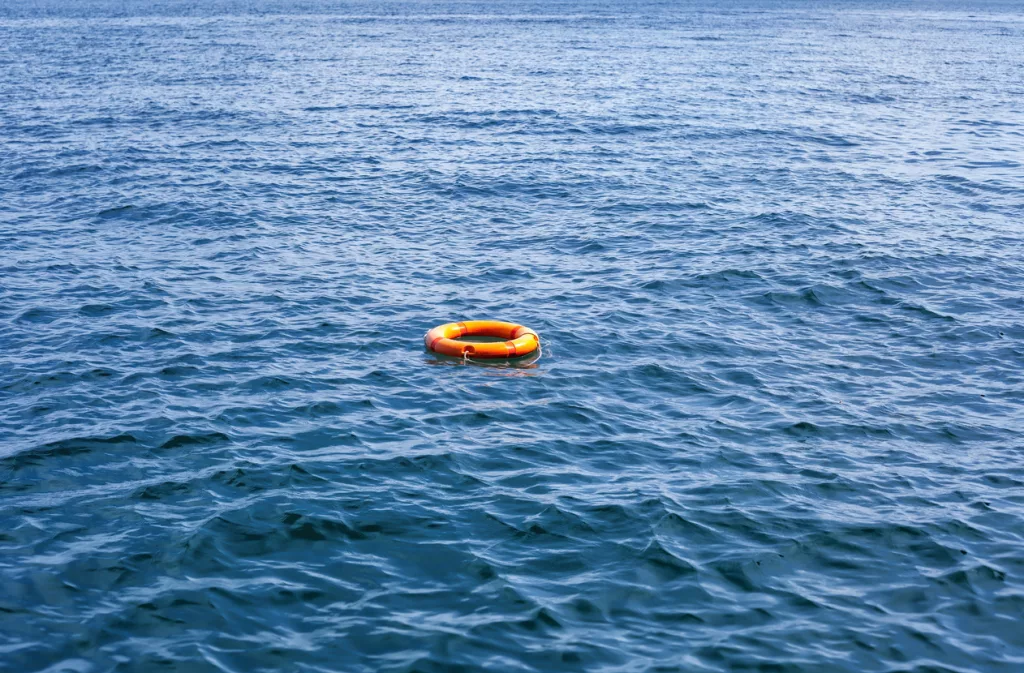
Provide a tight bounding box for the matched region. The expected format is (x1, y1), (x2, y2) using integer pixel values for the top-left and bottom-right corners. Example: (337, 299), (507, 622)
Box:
(2, 0), (1024, 671)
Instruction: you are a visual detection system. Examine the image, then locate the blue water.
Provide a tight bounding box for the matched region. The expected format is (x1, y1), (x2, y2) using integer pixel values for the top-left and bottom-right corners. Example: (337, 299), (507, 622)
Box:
(2, 1), (1024, 671)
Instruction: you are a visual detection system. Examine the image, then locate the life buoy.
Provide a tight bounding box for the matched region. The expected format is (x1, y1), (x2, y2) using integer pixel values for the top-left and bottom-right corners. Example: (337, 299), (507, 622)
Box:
(424, 320), (539, 359)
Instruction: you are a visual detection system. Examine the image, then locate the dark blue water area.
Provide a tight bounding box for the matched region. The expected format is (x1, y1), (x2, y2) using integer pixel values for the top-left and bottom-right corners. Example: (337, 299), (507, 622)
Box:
(2, 0), (1024, 671)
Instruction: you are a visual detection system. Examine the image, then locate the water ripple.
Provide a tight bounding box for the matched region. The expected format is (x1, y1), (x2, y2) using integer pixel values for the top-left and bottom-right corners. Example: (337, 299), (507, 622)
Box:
(2, 1), (1024, 671)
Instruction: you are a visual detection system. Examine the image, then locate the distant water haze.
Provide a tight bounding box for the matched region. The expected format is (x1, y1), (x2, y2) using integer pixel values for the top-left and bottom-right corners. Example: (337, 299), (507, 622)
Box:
(1, 1), (1022, 671)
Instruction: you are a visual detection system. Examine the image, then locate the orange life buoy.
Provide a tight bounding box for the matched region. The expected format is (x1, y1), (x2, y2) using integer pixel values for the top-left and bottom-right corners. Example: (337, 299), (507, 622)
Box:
(424, 320), (539, 359)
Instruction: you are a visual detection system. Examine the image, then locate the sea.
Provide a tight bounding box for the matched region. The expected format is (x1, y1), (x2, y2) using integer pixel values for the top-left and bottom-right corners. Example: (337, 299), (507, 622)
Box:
(1, 1), (1023, 671)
